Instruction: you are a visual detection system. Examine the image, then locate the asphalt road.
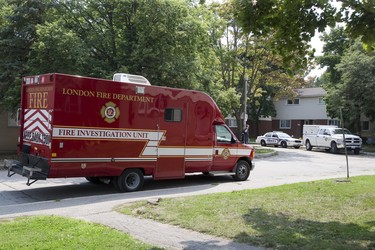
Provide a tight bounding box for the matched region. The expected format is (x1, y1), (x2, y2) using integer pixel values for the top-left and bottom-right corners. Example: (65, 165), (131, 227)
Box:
(0, 148), (374, 249)
(1, 147), (374, 212)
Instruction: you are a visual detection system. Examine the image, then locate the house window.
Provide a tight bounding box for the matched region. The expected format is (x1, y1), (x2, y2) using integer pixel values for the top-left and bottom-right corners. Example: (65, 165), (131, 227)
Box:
(227, 118), (237, 128)
(304, 120), (314, 125)
(280, 120), (291, 129)
(362, 121), (370, 131)
(318, 97), (325, 104)
(164, 108), (182, 122)
(8, 112), (18, 127)
(328, 119), (340, 127)
(287, 99), (299, 105)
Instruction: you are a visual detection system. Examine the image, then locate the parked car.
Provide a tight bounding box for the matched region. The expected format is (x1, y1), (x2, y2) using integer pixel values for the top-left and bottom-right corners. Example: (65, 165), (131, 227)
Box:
(256, 131), (303, 148)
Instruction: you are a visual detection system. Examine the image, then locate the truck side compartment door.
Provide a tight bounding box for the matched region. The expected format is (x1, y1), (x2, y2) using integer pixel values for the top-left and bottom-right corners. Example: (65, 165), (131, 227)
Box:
(154, 105), (187, 179)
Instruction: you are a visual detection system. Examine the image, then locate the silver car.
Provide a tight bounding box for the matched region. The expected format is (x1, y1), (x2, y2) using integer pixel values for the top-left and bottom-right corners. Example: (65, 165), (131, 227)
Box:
(256, 131), (303, 149)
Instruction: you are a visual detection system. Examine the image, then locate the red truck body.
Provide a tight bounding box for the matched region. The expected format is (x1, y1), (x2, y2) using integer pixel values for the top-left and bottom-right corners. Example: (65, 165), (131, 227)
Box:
(6, 73), (254, 191)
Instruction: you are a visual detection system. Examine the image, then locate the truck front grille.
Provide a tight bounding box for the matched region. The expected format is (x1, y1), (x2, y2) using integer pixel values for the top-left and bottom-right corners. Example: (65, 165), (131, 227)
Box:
(345, 138), (361, 144)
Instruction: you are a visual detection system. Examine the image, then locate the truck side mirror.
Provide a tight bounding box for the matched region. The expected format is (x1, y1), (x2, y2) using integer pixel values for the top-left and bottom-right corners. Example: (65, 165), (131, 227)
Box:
(231, 137), (236, 144)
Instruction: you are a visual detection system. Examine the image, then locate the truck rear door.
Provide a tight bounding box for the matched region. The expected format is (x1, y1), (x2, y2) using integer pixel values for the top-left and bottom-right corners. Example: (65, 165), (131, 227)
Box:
(20, 75), (54, 159)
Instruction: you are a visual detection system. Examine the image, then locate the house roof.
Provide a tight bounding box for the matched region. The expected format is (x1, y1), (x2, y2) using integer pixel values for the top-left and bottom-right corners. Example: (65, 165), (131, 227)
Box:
(296, 87), (326, 97)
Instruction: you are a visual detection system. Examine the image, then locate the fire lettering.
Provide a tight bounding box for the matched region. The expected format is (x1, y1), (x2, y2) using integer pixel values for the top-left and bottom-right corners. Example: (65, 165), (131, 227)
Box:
(28, 92), (48, 109)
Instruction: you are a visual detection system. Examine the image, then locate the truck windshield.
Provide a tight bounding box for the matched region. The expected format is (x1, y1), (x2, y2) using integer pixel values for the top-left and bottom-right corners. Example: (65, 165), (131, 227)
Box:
(332, 129), (352, 135)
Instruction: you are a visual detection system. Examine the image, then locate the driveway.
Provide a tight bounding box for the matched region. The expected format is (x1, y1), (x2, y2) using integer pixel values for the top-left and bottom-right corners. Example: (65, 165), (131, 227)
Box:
(0, 148), (374, 249)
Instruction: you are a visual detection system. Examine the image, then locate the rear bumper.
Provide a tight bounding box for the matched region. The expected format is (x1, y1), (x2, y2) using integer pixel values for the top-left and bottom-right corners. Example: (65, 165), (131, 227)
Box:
(5, 156), (49, 185)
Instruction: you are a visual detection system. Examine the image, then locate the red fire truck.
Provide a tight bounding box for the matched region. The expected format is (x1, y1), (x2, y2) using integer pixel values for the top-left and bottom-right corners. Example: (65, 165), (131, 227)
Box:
(5, 73), (254, 192)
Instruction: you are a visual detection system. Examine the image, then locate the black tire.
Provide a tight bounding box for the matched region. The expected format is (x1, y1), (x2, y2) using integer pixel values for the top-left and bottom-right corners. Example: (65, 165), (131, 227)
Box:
(331, 141), (339, 154)
(115, 169), (144, 192)
(85, 177), (102, 184)
(281, 141), (287, 148)
(232, 160), (251, 181)
(354, 148), (360, 155)
(305, 140), (312, 151)
(112, 176), (121, 190)
(260, 140), (266, 146)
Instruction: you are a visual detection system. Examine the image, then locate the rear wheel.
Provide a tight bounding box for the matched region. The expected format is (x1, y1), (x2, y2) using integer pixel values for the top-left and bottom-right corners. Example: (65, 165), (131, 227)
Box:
(305, 140), (312, 151)
(260, 140), (266, 146)
(115, 169), (144, 192)
(331, 141), (339, 154)
(232, 160), (251, 181)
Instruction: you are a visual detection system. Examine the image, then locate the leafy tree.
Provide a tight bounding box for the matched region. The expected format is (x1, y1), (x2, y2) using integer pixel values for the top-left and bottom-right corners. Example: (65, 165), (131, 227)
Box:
(324, 39), (375, 133)
(0, 0), (52, 111)
(209, 2), (304, 135)
(233, 0), (336, 68)
(29, 20), (90, 75)
(339, 0), (375, 51)
(317, 27), (352, 85)
(0, 0), (215, 111)
(130, 0), (210, 89)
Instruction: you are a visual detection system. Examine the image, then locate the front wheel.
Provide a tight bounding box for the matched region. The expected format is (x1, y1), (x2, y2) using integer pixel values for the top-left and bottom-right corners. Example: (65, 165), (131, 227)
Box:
(354, 148), (360, 155)
(260, 140), (266, 146)
(281, 141), (287, 148)
(331, 141), (339, 154)
(115, 169), (144, 192)
(232, 160), (251, 181)
(305, 140), (312, 151)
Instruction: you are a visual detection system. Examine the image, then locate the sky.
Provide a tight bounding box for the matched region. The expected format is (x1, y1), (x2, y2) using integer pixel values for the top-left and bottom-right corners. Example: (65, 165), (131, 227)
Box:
(307, 31), (327, 78)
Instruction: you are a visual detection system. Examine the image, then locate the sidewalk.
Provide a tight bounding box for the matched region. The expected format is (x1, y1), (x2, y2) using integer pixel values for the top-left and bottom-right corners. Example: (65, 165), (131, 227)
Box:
(80, 211), (262, 250)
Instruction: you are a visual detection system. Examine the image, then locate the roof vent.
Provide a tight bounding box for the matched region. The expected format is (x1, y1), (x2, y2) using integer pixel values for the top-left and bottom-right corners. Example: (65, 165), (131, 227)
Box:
(113, 73), (151, 86)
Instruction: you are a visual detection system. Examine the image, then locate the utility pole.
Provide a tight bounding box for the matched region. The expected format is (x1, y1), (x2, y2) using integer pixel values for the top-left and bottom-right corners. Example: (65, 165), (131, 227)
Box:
(340, 108), (350, 179)
(243, 75), (248, 128)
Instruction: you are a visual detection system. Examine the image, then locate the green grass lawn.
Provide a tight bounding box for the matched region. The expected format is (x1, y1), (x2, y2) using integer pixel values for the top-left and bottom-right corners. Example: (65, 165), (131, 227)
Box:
(0, 216), (160, 250)
(119, 176), (375, 250)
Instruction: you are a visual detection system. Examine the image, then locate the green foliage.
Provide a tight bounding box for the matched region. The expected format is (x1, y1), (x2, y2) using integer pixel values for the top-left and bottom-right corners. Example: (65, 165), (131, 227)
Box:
(30, 20), (90, 75)
(323, 38), (375, 132)
(131, 0), (210, 89)
(234, 0), (337, 68)
(339, 0), (375, 52)
(318, 27), (352, 85)
(0, 0), (52, 111)
(0, 0), (213, 111)
(0, 215), (158, 249)
(120, 176), (375, 249)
